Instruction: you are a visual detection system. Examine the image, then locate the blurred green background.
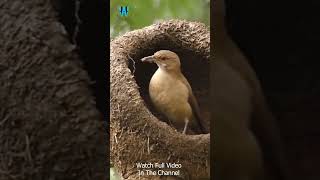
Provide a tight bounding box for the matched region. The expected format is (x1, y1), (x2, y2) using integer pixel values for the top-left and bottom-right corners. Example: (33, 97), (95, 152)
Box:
(110, 0), (210, 179)
(110, 0), (210, 38)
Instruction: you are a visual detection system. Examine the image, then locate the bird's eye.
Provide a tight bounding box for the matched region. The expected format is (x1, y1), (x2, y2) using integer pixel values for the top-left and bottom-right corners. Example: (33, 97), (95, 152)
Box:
(160, 57), (166, 61)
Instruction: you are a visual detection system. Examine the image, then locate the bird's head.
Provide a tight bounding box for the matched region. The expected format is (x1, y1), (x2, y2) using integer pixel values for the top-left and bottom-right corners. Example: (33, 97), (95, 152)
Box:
(141, 50), (181, 71)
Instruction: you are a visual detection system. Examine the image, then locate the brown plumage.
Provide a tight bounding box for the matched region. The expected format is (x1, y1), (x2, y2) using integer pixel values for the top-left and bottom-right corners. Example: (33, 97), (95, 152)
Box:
(213, 0), (293, 179)
(141, 50), (207, 134)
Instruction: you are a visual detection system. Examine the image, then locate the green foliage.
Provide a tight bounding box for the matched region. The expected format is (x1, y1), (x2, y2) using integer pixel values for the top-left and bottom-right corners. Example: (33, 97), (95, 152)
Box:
(110, 167), (121, 180)
(110, 0), (210, 38)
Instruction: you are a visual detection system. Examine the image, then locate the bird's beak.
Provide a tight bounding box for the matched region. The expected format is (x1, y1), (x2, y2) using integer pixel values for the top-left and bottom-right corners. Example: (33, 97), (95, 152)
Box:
(141, 55), (155, 63)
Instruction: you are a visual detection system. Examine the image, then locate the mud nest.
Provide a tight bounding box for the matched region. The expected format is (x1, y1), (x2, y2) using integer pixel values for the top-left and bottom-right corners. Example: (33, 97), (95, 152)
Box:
(0, 1), (106, 179)
(110, 20), (210, 179)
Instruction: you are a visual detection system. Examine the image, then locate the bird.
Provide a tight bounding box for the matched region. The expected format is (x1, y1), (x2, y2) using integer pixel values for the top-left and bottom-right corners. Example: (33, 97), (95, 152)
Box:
(141, 50), (207, 134)
(212, 0), (293, 179)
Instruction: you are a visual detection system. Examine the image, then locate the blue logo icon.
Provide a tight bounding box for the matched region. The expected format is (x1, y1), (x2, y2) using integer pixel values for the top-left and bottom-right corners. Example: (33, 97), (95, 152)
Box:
(119, 6), (129, 17)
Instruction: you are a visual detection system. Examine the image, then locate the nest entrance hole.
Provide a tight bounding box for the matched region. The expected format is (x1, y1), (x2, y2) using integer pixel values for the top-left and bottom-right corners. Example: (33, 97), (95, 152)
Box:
(127, 44), (211, 131)
(54, 0), (107, 118)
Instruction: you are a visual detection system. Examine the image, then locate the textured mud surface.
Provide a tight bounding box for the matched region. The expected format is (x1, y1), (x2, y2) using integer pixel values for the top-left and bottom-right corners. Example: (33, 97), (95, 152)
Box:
(0, 0), (107, 179)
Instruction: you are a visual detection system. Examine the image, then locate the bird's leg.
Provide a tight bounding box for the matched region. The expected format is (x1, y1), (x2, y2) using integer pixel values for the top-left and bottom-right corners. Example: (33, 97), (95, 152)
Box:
(182, 118), (189, 134)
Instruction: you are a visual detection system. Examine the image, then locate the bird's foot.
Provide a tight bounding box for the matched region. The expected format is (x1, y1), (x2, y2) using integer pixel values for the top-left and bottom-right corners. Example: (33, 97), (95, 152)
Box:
(182, 118), (189, 134)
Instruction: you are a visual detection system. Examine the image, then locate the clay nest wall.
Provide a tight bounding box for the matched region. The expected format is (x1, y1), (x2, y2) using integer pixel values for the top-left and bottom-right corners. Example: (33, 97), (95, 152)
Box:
(0, 0), (107, 179)
(110, 20), (210, 179)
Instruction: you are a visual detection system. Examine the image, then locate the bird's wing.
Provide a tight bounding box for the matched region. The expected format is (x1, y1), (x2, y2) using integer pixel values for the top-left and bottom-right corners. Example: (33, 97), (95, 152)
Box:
(180, 75), (207, 133)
